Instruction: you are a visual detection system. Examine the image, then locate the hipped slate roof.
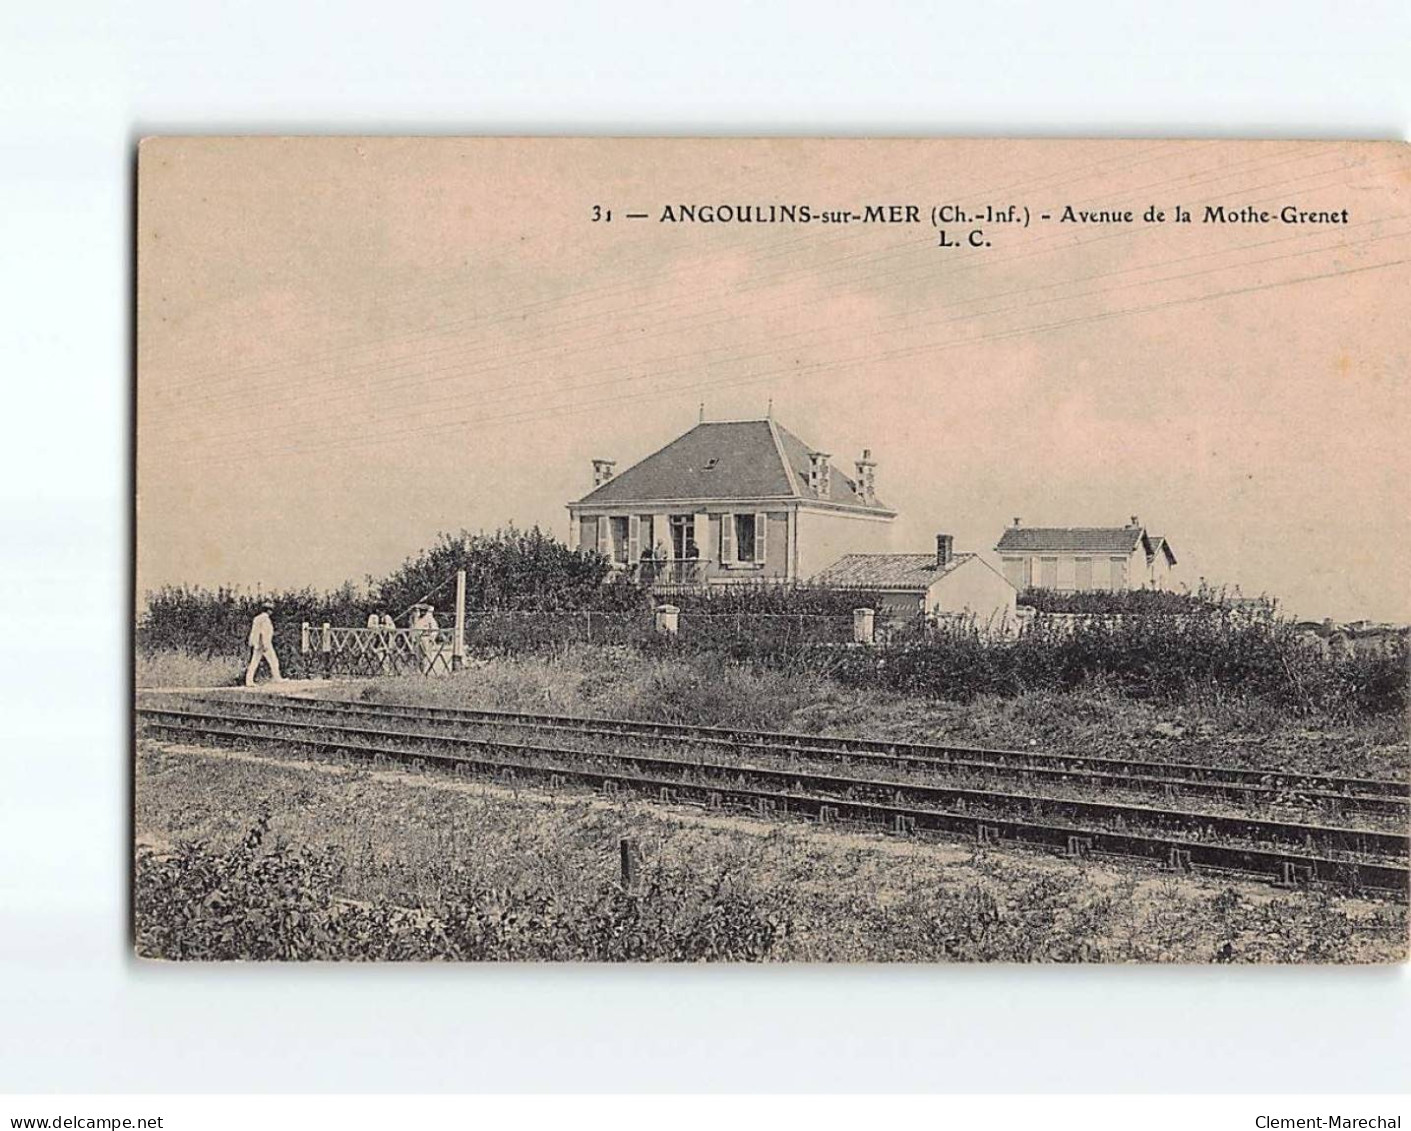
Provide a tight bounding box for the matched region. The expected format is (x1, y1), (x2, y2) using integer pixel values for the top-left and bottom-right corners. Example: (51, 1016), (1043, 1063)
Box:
(996, 526), (1148, 554)
(573, 419), (893, 512)
(811, 552), (975, 590)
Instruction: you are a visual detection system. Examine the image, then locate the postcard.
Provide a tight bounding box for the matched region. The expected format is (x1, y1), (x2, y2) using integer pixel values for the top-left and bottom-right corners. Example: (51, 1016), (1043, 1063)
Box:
(135, 138), (1409, 962)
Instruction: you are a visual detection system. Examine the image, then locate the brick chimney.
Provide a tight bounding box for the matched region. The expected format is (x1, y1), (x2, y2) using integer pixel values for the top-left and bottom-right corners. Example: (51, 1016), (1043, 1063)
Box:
(808, 451), (832, 498)
(1012, 516), (1022, 527)
(592, 459), (616, 488)
(935, 533), (954, 568)
(1128, 514), (1140, 528)
(854, 448), (877, 503)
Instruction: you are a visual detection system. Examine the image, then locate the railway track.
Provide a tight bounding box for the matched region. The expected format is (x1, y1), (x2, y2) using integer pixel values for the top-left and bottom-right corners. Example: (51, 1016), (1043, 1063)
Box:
(163, 691), (1410, 819)
(136, 696), (1411, 897)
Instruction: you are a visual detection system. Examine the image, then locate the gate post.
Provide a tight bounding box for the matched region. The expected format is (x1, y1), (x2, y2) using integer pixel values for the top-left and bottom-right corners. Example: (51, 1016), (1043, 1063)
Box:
(853, 607), (875, 646)
(321, 622), (332, 679)
(452, 568), (466, 672)
(300, 622), (311, 656)
(655, 604), (680, 635)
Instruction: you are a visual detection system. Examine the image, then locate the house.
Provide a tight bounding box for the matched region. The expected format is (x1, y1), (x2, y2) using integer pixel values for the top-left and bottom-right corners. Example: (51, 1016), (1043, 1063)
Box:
(567, 417), (897, 585)
(994, 516), (1177, 592)
(810, 534), (1018, 632)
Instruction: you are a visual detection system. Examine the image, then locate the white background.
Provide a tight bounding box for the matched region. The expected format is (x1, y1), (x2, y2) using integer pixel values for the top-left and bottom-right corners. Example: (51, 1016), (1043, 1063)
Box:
(1, 0), (1408, 1095)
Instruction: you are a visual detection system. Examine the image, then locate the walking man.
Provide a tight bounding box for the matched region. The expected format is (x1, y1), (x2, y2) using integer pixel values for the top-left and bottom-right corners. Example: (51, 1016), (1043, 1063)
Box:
(245, 600), (283, 687)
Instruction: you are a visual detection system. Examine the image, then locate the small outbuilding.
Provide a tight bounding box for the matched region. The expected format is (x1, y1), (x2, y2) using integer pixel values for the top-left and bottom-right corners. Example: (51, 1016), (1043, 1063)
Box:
(811, 534), (1018, 634)
(994, 516), (1177, 591)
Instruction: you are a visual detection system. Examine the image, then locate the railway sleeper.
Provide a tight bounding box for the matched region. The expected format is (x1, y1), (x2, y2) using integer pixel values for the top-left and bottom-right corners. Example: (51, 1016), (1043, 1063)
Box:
(180, 694), (1411, 802)
(138, 717), (1409, 896)
(148, 713), (1403, 862)
(155, 698), (1410, 818)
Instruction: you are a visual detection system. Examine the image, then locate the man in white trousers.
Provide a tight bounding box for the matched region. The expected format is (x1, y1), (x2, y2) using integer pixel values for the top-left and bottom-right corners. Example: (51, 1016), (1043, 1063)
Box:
(245, 600), (283, 686)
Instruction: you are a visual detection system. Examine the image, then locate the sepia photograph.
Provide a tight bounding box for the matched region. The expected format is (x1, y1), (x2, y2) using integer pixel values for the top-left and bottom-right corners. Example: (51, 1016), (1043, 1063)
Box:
(134, 137), (1410, 963)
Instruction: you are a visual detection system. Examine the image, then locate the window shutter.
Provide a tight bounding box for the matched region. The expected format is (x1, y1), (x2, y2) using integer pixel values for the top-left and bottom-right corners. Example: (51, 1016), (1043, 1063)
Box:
(755, 512), (767, 564)
(597, 517), (610, 556)
(692, 513), (708, 559)
(628, 515), (640, 562)
(722, 511), (736, 563)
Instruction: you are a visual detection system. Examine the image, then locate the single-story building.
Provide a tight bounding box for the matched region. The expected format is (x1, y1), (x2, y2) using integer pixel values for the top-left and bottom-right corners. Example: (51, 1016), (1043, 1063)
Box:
(811, 534), (1018, 634)
(995, 516), (1177, 591)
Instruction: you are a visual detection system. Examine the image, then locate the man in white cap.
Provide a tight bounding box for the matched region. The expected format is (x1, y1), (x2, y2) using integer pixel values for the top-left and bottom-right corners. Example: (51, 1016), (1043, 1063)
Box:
(411, 603), (440, 673)
(245, 600), (283, 687)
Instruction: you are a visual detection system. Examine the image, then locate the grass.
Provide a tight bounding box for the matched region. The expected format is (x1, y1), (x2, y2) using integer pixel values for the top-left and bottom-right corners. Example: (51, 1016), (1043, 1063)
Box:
(134, 738), (1408, 963)
(135, 648), (247, 689)
(302, 646), (1410, 780)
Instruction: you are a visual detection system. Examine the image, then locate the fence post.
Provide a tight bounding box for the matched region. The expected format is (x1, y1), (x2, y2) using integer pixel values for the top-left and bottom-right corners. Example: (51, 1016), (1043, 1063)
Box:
(321, 622), (332, 679)
(853, 607), (875, 646)
(619, 837), (639, 892)
(452, 569), (466, 671)
(655, 604), (679, 635)
(301, 622), (310, 655)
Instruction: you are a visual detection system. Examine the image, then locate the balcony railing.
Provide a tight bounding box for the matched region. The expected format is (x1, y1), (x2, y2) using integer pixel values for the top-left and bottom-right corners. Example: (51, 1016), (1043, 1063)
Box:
(622, 557), (707, 587)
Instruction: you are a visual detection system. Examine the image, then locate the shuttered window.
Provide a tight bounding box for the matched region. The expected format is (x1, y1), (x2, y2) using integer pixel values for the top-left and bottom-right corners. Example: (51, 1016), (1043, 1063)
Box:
(609, 516), (630, 563)
(1074, 557), (1093, 590)
(691, 513), (708, 559)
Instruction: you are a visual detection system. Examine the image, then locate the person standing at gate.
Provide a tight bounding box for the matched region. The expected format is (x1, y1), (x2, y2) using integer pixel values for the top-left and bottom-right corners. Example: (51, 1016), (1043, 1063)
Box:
(245, 600), (283, 686)
(411, 603), (440, 673)
(367, 611), (389, 673)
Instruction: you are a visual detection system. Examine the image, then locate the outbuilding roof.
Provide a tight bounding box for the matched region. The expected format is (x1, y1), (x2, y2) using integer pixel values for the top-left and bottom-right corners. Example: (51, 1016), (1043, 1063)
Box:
(810, 552), (975, 591)
(1146, 535), (1178, 566)
(995, 526), (1147, 554)
(572, 419), (893, 513)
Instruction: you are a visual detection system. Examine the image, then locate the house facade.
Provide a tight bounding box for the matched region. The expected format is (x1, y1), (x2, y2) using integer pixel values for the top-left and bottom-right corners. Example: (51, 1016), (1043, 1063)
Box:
(995, 517), (1177, 592)
(567, 418), (896, 586)
(810, 534), (1018, 632)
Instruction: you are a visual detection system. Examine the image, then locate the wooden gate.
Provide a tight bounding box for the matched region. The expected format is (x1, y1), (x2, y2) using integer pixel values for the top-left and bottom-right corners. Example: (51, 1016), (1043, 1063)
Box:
(300, 570), (466, 678)
(302, 625), (459, 677)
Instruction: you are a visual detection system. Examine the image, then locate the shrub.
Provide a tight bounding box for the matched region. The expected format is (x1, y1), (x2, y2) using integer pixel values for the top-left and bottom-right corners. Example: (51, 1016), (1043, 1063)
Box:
(134, 810), (348, 960)
(823, 606), (1408, 719)
(668, 581), (870, 616)
(134, 816), (793, 962)
(137, 526), (651, 660)
(1016, 583), (1247, 615)
(375, 525), (646, 615)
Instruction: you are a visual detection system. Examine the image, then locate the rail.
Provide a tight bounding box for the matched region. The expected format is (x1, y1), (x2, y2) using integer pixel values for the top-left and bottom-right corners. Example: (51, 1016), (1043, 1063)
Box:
(168, 692), (1411, 819)
(136, 697), (1410, 896)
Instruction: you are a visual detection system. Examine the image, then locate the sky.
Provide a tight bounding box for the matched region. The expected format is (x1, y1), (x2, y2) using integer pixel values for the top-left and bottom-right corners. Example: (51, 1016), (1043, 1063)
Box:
(136, 138), (1411, 622)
